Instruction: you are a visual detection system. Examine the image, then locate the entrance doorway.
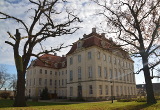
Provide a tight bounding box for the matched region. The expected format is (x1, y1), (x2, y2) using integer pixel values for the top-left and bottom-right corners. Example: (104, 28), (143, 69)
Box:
(78, 85), (82, 98)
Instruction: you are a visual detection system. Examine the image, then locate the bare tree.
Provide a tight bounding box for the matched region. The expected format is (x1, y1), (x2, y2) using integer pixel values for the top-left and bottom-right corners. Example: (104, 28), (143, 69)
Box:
(94, 0), (160, 104)
(0, 0), (80, 107)
(8, 74), (17, 90)
(0, 65), (11, 89)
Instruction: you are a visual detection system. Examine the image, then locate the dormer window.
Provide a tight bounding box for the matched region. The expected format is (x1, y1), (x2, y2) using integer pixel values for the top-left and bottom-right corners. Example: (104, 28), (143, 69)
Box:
(101, 40), (106, 47)
(62, 61), (65, 67)
(54, 63), (58, 68)
(77, 40), (83, 49)
(77, 42), (81, 48)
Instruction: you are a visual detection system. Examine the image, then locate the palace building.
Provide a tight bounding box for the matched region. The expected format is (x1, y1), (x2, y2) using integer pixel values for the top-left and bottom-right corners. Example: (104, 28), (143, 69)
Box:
(26, 28), (137, 100)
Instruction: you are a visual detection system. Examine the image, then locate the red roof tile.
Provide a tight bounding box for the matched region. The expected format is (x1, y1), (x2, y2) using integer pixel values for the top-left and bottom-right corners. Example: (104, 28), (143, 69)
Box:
(32, 54), (67, 69)
(66, 32), (133, 62)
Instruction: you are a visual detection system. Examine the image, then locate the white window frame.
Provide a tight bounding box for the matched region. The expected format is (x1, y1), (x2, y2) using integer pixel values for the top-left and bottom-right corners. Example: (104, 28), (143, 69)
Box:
(88, 66), (92, 78)
(98, 66), (101, 77)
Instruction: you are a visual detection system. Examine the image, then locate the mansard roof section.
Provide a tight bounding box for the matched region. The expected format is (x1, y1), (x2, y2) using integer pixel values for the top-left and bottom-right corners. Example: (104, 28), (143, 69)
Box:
(67, 28), (133, 62)
(29, 54), (67, 69)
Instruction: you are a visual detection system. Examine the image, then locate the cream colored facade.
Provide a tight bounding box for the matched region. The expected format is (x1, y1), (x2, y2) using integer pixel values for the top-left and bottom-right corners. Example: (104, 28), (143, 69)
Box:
(67, 46), (136, 100)
(26, 28), (136, 100)
(26, 66), (67, 98)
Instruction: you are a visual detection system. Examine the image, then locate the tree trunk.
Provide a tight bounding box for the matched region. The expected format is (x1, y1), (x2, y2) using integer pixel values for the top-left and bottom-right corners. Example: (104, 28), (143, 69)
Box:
(142, 56), (157, 104)
(13, 71), (26, 107)
(13, 54), (26, 107)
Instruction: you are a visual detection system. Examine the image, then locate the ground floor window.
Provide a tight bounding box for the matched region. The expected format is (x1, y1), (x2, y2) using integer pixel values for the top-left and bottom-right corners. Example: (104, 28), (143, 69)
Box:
(99, 85), (102, 95)
(89, 85), (93, 94)
(70, 87), (73, 96)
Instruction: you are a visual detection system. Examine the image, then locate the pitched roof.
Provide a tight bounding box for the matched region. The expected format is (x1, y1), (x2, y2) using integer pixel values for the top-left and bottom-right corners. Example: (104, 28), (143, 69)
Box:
(31, 54), (67, 69)
(66, 32), (132, 61)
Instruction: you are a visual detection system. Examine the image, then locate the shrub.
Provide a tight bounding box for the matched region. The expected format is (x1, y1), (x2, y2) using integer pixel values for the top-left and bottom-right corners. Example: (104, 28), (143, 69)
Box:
(155, 96), (160, 100)
(136, 98), (146, 102)
(117, 99), (132, 102)
(9, 96), (14, 100)
(40, 87), (50, 100)
(0, 92), (10, 99)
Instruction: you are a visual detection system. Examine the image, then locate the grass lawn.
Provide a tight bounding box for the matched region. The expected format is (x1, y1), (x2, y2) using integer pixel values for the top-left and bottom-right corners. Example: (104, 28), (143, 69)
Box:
(0, 99), (160, 110)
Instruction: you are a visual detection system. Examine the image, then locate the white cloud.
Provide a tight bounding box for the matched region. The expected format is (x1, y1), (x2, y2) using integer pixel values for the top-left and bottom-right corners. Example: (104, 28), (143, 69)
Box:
(0, 0), (100, 65)
(1, 0), (158, 84)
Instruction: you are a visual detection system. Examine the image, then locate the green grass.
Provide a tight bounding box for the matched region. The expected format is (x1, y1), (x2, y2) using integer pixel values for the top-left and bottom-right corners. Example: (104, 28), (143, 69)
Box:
(0, 99), (160, 110)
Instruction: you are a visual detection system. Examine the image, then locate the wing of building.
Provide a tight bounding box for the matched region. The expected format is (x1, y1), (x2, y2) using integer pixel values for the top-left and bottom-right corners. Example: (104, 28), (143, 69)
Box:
(26, 28), (137, 100)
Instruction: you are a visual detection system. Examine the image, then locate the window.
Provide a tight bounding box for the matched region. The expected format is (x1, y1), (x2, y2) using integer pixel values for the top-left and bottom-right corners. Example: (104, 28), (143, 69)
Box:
(123, 70), (126, 81)
(78, 55), (81, 62)
(104, 67), (107, 78)
(119, 69), (122, 80)
(108, 56), (111, 63)
(70, 87), (73, 96)
(115, 68), (118, 80)
(77, 42), (81, 48)
(133, 74), (135, 82)
(127, 74), (129, 81)
(26, 80), (28, 86)
(65, 79), (67, 85)
(50, 71), (52, 75)
(70, 57), (73, 65)
(130, 74), (132, 82)
(62, 61), (65, 67)
(98, 66), (101, 77)
(59, 80), (60, 86)
(123, 61), (125, 67)
(99, 85), (102, 95)
(120, 86), (123, 95)
(114, 57), (116, 64)
(116, 86), (119, 96)
(124, 86), (126, 95)
(70, 70), (73, 81)
(45, 70), (47, 74)
(88, 52), (91, 59)
(89, 85), (93, 94)
(45, 79), (47, 86)
(78, 67), (81, 80)
(55, 72), (57, 75)
(30, 79), (31, 86)
(62, 71), (64, 75)
(55, 80), (57, 86)
(105, 85), (108, 95)
(103, 54), (106, 61)
(128, 87), (130, 95)
(62, 79), (64, 86)
(54, 63), (58, 68)
(110, 69), (113, 79)
(117, 59), (120, 65)
(50, 79), (52, 85)
(39, 89), (41, 96)
(40, 69), (42, 74)
(33, 78), (35, 85)
(97, 51), (100, 59)
(88, 66), (92, 78)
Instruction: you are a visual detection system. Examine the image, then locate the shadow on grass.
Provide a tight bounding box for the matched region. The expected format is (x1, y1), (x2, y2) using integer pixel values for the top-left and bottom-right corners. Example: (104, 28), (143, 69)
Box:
(0, 99), (76, 108)
(114, 102), (156, 110)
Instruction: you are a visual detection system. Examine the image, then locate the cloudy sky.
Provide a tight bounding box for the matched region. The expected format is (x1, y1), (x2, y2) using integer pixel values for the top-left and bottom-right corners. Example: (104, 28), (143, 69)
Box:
(0, 0), (159, 84)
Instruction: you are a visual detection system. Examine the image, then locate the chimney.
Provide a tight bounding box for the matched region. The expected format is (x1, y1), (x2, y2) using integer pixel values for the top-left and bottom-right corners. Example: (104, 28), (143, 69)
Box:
(92, 27), (96, 33)
(109, 37), (113, 41)
(83, 34), (87, 38)
(101, 33), (105, 37)
(54, 53), (57, 56)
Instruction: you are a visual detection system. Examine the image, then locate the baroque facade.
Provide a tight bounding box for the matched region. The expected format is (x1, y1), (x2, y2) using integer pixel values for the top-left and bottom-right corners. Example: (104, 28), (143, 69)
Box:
(26, 28), (137, 100)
